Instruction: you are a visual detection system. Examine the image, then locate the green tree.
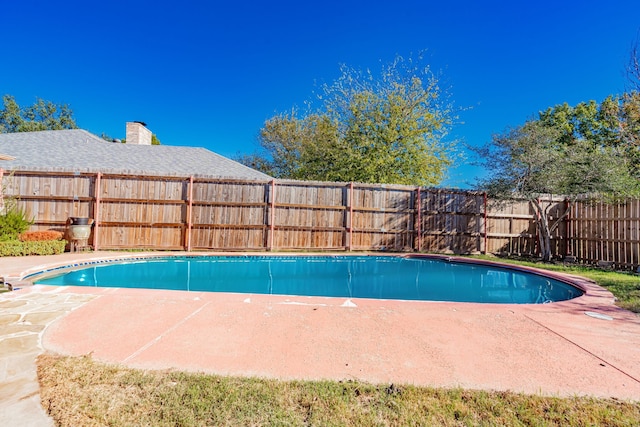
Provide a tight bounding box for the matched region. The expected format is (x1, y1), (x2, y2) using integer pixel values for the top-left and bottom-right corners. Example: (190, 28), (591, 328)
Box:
(236, 112), (343, 180)
(538, 96), (640, 178)
(100, 133), (162, 145)
(619, 91), (640, 171)
(0, 95), (77, 133)
(538, 99), (621, 147)
(240, 56), (458, 186)
(475, 120), (640, 261)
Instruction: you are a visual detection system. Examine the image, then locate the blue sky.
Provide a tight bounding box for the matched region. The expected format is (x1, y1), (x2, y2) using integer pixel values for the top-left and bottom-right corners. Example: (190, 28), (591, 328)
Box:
(2, 0), (639, 188)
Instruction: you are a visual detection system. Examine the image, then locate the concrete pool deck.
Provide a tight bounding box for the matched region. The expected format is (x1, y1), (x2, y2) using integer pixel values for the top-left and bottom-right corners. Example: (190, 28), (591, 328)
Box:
(2, 252), (640, 424)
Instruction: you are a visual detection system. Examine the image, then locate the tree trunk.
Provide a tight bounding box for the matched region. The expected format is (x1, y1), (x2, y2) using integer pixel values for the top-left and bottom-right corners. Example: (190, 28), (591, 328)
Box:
(531, 199), (552, 261)
(530, 198), (571, 262)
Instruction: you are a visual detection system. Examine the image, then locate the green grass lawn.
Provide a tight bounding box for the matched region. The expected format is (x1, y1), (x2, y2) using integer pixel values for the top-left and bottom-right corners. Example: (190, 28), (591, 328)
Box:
(36, 257), (640, 425)
(38, 354), (640, 427)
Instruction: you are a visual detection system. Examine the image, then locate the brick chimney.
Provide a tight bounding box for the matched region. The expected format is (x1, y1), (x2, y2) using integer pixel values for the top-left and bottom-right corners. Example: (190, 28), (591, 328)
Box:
(125, 121), (152, 145)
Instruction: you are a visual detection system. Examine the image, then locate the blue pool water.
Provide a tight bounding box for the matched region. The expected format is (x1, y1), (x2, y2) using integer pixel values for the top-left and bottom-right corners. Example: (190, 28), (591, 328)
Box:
(34, 256), (583, 304)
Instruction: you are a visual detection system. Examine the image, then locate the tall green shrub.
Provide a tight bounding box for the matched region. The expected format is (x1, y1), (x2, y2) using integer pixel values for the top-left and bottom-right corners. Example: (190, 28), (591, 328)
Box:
(0, 202), (32, 241)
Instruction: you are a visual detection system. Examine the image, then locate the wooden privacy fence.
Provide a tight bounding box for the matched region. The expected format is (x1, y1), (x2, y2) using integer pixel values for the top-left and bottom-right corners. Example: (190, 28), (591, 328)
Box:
(4, 169), (639, 268)
(567, 198), (640, 269)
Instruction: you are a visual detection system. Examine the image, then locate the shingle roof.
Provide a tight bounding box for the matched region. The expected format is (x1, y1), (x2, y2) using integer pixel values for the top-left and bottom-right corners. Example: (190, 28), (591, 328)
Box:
(0, 129), (271, 180)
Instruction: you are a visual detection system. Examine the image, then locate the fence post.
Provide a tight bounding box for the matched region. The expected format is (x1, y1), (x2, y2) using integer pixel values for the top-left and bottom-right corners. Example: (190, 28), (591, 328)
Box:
(483, 192), (488, 254)
(348, 182), (354, 251)
(269, 180), (276, 251)
(416, 187), (421, 252)
(93, 172), (101, 251)
(186, 176), (194, 251)
(0, 168), (4, 213)
(564, 198), (570, 258)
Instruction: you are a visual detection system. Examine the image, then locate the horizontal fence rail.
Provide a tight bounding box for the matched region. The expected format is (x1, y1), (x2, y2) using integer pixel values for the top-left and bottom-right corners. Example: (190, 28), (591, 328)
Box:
(3, 169), (637, 269)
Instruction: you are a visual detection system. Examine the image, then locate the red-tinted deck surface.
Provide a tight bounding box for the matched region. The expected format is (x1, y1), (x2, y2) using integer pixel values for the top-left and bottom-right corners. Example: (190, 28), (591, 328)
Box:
(8, 252), (640, 400)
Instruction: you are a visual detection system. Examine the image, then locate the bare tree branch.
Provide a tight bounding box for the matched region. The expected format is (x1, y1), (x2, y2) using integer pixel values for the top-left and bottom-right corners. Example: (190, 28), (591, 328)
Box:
(627, 32), (640, 92)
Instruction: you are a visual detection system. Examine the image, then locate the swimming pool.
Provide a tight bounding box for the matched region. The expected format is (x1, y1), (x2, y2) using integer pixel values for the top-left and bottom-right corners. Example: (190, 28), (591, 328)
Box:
(33, 255), (583, 304)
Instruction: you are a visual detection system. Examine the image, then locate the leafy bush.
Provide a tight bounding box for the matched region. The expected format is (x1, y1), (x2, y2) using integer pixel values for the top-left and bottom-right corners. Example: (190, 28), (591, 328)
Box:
(0, 240), (66, 256)
(19, 230), (64, 241)
(0, 203), (32, 241)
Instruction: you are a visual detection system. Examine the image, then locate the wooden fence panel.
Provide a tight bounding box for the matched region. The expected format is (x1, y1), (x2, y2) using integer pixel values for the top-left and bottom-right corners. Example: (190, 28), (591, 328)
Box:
(419, 190), (484, 254)
(484, 197), (566, 258)
(486, 199), (535, 256)
(629, 200), (640, 268)
(190, 180), (268, 250)
(272, 182), (347, 250)
(350, 185), (414, 251)
(4, 173), (93, 233)
(569, 198), (640, 268)
(97, 176), (186, 249)
(98, 224), (184, 249)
